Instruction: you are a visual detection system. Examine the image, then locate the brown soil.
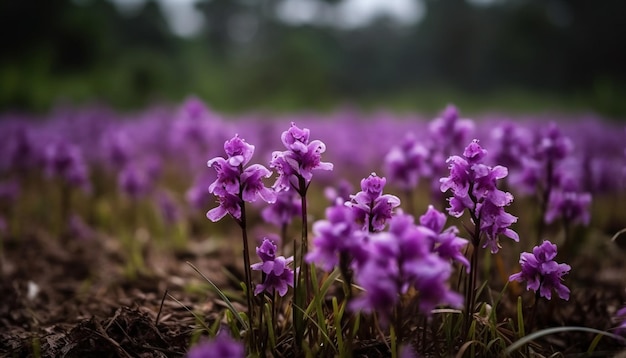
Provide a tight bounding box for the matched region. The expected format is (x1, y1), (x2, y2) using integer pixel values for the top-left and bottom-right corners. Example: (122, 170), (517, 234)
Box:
(2, 225), (626, 357)
(0, 229), (235, 358)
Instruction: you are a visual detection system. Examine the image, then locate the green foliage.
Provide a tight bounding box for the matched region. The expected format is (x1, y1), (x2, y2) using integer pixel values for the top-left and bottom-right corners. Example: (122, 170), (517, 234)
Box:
(2, 0), (626, 117)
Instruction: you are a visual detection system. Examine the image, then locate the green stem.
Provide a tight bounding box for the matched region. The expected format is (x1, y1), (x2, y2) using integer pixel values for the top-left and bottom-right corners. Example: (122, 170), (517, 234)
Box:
(464, 184), (482, 341)
(238, 201), (257, 352)
(293, 175), (309, 354)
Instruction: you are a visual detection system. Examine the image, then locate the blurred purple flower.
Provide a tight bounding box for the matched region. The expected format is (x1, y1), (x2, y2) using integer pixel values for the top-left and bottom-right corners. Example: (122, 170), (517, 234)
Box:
(537, 123), (573, 162)
(509, 240), (571, 300)
(186, 331), (244, 358)
(429, 105), (475, 150)
(345, 173), (401, 232)
(261, 189), (301, 227)
(100, 129), (133, 170)
(384, 133), (431, 190)
(118, 164), (151, 199)
(419, 205), (469, 270)
(156, 190), (181, 224)
(6, 126), (38, 172)
(44, 141), (90, 190)
(306, 203), (365, 272)
(323, 179), (354, 203)
(426, 105), (475, 196)
(351, 212), (462, 320)
(186, 172), (213, 211)
(545, 189), (592, 226)
(251, 238), (294, 296)
(513, 123), (574, 196)
(489, 121), (532, 171)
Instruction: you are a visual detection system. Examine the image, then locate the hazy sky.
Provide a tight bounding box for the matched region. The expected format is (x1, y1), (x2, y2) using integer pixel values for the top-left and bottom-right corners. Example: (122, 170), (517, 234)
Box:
(109, 0), (431, 37)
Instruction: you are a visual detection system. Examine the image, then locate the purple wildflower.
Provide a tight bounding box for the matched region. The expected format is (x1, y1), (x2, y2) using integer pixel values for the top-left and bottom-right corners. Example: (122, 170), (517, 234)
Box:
(513, 123), (573, 196)
(306, 203), (365, 272)
(419, 205), (470, 270)
(44, 141), (89, 190)
(187, 331), (244, 358)
(391, 213), (463, 315)
(324, 179), (354, 203)
(545, 189), (592, 226)
(489, 121), (532, 171)
(207, 193), (242, 222)
(428, 105), (475, 150)
(426, 105), (475, 197)
(384, 133), (431, 190)
(261, 189), (302, 227)
(439, 140), (519, 253)
(100, 129), (133, 170)
(349, 247), (400, 321)
(536, 123), (573, 162)
(351, 212), (462, 320)
(118, 164), (152, 199)
(509, 240), (571, 300)
(250, 238), (294, 296)
(186, 172), (213, 211)
(157, 191), (181, 224)
(7, 126), (37, 172)
(206, 135), (275, 222)
(270, 122), (333, 192)
(345, 173), (401, 232)
(224, 134), (254, 167)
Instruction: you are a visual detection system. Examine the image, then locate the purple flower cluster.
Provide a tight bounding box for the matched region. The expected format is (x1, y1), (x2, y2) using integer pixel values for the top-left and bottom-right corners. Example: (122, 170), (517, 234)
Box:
(509, 240), (571, 300)
(118, 164), (152, 199)
(350, 212), (463, 319)
(545, 188), (592, 226)
(251, 238), (294, 296)
(270, 122), (333, 192)
(510, 124), (573, 196)
(306, 203), (365, 272)
(186, 331), (244, 358)
(419, 205), (469, 270)
(427, 105), (475, 194)
(428, 105), (475, 153)
(206, 135), (276, 222)
(517, 123), (593, 228)
(345, 173), (401, 232)
(488, 121), (532, 172)
(261, 189), (302, 227)
(44, 141), (89, 190)
(384, 133), (431, 190)
(439, 140), (519, 253)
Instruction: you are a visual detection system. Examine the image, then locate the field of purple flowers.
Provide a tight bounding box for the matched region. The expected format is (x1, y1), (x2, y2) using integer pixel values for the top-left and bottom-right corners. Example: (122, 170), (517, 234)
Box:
(1, 99), (626, 357)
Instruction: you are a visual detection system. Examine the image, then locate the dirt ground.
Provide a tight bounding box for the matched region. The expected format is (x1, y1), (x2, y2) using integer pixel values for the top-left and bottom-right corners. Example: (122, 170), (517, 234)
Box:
(1, 222), (626, 357)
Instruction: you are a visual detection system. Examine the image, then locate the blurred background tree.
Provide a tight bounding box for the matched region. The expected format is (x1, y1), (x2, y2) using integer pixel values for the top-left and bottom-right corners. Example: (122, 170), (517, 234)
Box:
(1, 0), (625, 116)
